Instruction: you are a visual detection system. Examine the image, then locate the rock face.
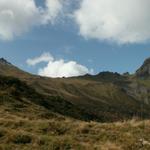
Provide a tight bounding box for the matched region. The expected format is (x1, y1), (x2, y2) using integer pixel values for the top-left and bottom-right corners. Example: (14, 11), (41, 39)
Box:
(0, 58), (11, 65)
(136, 58), (150, 78)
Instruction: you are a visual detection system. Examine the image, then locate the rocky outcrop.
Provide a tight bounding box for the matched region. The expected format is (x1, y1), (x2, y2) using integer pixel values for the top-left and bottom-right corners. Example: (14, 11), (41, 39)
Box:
(136, 58), (150, 78)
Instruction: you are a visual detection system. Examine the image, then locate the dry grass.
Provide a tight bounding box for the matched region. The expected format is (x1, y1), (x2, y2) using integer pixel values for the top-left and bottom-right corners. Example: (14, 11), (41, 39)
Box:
(0, 107), (150, 150)
(0, 66), (150, 149)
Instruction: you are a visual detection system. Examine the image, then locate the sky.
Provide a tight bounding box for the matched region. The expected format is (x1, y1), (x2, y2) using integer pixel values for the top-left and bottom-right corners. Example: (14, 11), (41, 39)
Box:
(1, 0), (150, 77)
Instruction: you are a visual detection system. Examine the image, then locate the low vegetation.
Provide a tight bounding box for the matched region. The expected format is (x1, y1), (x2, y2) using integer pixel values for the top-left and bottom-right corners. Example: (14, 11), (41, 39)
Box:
(1, 59), (150, 149)
(0, 108), (150, 150)
(0, 75), (149, 149)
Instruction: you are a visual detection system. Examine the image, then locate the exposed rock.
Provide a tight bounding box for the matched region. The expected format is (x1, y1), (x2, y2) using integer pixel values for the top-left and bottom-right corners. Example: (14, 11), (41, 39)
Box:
(136, 58), (150, 78)
(0, 58), (11, 65)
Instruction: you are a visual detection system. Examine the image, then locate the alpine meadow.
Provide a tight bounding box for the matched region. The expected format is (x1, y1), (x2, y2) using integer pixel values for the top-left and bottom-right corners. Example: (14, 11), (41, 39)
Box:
(1, 0), (150, 150)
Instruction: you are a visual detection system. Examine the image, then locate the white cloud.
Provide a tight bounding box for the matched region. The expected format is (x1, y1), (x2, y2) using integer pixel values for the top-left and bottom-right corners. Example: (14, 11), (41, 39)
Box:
(0, 0), (40, 40)
(26, 52), (53, 66)
(38, 59), (92, 78)
(27, 52), (93, 78)
(0, 0), (64, 40)
(42, 0), (64, 24)
(74, 0), (150, 44)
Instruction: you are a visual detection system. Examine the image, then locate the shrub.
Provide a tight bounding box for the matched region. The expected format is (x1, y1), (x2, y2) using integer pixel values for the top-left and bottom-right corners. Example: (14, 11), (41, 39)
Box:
(11, 133), (32, 144)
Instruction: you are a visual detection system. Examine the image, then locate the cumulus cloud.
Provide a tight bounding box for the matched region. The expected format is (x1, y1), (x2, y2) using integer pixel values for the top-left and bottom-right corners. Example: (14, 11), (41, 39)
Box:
(74, 0), (150, 44)
(38, 59), (92, 78)
(0, 0), (65, 40)
(0, 0), (39, 40)
(27, 52), (93, 78)
(26, 52), (53, 66)
(42, 0), (64, 24)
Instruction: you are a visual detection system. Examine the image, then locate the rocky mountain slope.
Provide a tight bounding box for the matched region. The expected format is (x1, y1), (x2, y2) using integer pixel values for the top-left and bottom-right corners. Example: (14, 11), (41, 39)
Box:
(0, 58), (150, 122)
(136, 57), (150, 78)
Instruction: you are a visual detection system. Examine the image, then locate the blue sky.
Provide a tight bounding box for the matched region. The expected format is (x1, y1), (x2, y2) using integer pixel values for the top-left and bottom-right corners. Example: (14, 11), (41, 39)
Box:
(0, 0), (150, 77)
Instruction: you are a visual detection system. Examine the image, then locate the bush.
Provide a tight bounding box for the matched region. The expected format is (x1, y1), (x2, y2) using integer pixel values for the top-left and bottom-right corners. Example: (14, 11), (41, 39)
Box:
(12, 133), (32, 144)
(51, 139), (72, 150)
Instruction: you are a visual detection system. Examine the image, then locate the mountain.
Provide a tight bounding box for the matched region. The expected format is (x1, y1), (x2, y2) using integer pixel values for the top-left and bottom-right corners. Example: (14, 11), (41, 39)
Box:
(0, 58), (11, 65)
(1, 58), (150, 149)
(0, 57), (150, 122)
(136, 57), (150, 78)
(0, 58), (31, 78)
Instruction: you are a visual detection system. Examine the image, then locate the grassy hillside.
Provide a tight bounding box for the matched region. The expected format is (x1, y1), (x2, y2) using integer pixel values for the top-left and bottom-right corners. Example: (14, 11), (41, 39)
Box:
(1, 59), (150, 149)
(0, 103), (150, 150)
(0, 75), (149, 149)
(0, 59), (150, 122)
(0, 75), (102, 122)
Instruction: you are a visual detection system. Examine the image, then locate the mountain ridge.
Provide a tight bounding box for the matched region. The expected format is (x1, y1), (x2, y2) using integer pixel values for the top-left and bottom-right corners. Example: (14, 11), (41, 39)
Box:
(0, 57), (150, 122)
(136, 57), (150, 78)
(0, 58), (12, 65)
(1, 57), (150, 149)
(1, 57), (149, 79)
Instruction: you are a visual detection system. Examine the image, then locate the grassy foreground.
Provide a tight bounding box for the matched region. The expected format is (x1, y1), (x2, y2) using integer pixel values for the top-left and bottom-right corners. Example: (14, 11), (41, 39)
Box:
(0, 106), (150, 150)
